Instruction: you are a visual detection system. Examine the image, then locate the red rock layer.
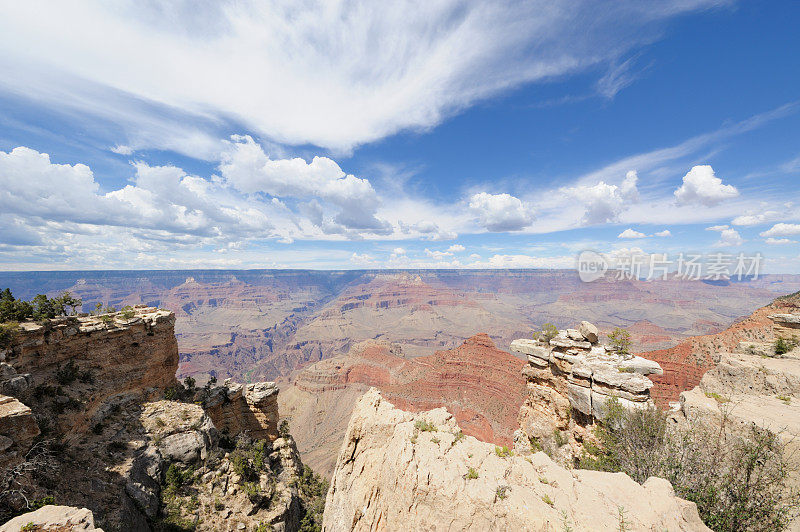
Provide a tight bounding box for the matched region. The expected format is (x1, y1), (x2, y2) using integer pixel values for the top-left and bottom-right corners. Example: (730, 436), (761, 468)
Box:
(643, 293), (800, 407)
(293, 334), (526, 447)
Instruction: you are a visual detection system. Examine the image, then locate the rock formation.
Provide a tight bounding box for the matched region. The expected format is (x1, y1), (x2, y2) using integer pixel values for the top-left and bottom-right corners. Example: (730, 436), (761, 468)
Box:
(323, 389), (709, 531)
(204, 380), (280, 441)
(510, 322), (662, 460)
(0, 395), (39, 468)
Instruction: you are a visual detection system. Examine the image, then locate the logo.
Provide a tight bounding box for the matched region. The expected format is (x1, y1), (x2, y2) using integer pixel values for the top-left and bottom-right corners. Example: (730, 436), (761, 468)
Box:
(577, 250), (608, 282)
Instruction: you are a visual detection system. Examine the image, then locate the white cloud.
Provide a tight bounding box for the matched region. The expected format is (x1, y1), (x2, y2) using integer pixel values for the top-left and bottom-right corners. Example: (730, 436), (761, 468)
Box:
(0, 1), (727, 153)
(674, 165), (739, 206)
(760, 223), (800, 237)
(731, 211), (781, 226)
(618, 228), (647, 238)
(468, 254), (575, 269)
(350, 252), (375, 264)
(765, 237), (797, 245)
(565, 174), (639, 225)
(469, 192), (533, 231)
(653, 229), (671, 237)
(392, 247), (406, 255)
(110, 144), (134, 155)
(447, 244), (466, 253)
(706, 224), (743, 247)
(424, 248), (453, 260)
(219, 135), (390, 233)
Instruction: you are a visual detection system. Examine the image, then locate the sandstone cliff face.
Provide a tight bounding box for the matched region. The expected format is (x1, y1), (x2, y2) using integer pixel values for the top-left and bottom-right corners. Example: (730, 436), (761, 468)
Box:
(1, 306), (178, 434)
(323, 389), (709, 532)
(0, 395), (39, 468)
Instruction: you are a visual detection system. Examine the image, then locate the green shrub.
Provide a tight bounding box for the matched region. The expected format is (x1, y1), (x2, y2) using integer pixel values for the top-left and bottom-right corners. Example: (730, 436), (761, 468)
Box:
(534, 323), (559, 343)
(0, 322), (19, 348)
(607, 328), (632, 355)
(279, 419), (291, 438)
(119, 305), (136, 320)
(580, 396), (799, 531)
(495, 445), (511, 457)
(553, 429), (567, 447)
(775, 337), (797, 356)
(495, 485), (510, 500)
(465, 467), (479, 480)
(414, 419), (437, 432)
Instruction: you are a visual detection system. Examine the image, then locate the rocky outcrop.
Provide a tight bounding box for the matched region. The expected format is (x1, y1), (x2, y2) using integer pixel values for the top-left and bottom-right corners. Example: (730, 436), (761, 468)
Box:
(672, 325), (800, 530)
(204, 380), (279, 441)
(510, 322), (661, 459)
(0, 306), (321, 531)
(0, 395), (39, 467)
(323, 389), (709, 531)
(771, 312), (800, 341)
(0, 306), (178, 435)
(0, 505), (102, 531)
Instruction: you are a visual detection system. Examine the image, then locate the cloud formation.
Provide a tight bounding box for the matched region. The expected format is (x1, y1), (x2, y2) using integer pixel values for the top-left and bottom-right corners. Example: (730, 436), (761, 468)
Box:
(0, 0), (728, 153)
(469, 192), (533, 231)
(674, 165), (739, 206)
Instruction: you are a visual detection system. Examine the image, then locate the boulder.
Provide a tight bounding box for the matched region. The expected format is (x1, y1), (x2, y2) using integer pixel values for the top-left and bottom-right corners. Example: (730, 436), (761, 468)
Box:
(0, 505), (102, 531)
(579, 321), (599, 343)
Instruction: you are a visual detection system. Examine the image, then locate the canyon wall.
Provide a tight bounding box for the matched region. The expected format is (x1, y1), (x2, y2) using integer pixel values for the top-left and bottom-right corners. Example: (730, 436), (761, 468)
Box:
(280, 334), (526, 477)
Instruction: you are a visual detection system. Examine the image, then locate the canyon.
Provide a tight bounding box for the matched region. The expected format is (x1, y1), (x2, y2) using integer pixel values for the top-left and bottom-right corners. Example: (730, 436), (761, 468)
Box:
(2, 270), (798, 388)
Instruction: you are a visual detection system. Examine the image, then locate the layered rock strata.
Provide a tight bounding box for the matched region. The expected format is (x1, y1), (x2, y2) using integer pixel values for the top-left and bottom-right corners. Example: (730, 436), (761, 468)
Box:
(323, 389), (708, 531)
(204, 380), (279, 441)
(510, 321), (662, 458)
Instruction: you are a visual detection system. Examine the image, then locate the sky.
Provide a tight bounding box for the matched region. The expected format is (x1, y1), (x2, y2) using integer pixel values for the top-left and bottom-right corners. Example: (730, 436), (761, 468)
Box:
(0, 0), (799, 272)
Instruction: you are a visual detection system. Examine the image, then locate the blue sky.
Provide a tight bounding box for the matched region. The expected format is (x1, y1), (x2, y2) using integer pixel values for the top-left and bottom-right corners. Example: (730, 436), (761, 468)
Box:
(0, 0), (799, 271)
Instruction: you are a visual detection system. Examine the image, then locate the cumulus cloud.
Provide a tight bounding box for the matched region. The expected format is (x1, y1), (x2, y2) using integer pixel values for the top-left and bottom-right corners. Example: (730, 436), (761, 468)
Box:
(760, 223), (800, 237)
(219, 135), (390, 234)
(424, 248), (454, 260)
(469, 192), (533, 231)
(565, 173), (639, 225)
(447, 244), (466, 253)
(392, 247), (406, 255)
(706, 224), (743, 247)
(618, 228), (647, 238)
(0, 1), (726, 153)
(674, 165), (739, 206)
(654, 229), (672, 237)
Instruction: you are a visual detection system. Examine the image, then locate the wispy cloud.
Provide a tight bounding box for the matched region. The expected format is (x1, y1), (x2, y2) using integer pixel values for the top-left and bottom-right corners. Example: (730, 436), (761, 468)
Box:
(0, 0), (730, 153)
